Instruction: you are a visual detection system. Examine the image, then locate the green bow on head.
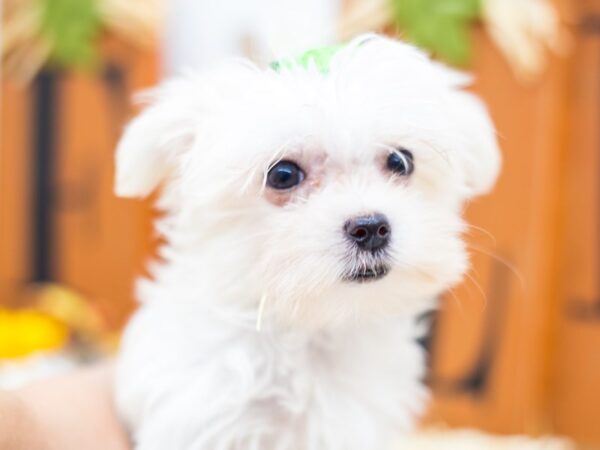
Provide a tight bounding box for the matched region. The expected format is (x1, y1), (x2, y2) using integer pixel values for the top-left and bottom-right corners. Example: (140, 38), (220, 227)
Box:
(270, 44), (344, 75)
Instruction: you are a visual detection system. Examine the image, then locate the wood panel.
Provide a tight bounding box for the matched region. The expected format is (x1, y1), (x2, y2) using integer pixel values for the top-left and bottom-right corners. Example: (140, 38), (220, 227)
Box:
(0, 38), (158, 328)
(426, 23), (571, 436)
(0, 82), (33, 306)
(427, 1), (600, 446)
(551, 0), (600, 446)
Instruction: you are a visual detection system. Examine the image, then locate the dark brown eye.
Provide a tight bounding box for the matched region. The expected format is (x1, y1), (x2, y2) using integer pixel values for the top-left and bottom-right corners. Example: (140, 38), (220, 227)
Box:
(267, 160), (305, 190)
(386, 149), (414, 176)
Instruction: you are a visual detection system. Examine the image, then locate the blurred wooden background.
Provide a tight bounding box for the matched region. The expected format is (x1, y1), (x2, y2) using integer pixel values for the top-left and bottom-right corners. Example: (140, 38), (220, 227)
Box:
(1, 0), (599, 447)
(427, 1), (600, 447)
(0, 37), (157, 328)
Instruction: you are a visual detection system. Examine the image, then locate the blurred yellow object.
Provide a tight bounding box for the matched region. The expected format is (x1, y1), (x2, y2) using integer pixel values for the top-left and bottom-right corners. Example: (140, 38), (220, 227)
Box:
(0, 308), (69, 359)
(36, 284), (105, 336)
(35, 283), (120, 356)
(0, 283), (112, 360)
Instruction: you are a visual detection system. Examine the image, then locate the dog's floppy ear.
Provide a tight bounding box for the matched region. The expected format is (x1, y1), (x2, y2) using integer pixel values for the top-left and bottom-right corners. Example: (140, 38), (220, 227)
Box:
(448, 90), (501, 198)
(114, 79), (202, 198)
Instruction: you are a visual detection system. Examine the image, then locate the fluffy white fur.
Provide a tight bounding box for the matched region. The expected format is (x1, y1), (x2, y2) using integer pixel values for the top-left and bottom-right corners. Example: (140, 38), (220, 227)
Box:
(114, 35), (500, 450)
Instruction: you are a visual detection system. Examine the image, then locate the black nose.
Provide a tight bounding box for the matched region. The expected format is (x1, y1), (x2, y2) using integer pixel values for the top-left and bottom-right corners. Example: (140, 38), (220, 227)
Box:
(344, 213), (391, 252)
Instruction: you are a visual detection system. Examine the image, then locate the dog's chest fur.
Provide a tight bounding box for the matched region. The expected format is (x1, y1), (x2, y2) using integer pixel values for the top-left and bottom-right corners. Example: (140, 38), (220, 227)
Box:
(116, 299), (429, 450)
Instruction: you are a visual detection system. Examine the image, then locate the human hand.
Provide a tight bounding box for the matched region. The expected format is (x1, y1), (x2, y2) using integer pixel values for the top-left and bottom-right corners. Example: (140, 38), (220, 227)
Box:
(0, 363), (130, 450)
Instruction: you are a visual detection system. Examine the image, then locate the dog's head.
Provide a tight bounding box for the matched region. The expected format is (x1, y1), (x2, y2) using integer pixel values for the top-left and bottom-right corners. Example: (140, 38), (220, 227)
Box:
(115, 35), (500, 328)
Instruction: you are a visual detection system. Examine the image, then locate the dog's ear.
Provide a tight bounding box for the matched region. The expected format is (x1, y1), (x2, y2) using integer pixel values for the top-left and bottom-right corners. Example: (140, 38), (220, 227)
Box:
(448, 91), (502, 199)
(114, 79), (203, 198)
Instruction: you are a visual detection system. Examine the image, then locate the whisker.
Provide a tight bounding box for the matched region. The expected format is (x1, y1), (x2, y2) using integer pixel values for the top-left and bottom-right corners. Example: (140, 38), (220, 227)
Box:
(467, 244), (525, 289)
(464, 224), (497, 246)
(445, 287), (465, 316)
(462, 270), (488, 311)
(256, 293), (268, 331)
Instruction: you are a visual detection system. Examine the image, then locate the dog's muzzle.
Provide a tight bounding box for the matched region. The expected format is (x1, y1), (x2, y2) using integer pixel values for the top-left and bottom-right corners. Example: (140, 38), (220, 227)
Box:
(343, 213), (391, 283)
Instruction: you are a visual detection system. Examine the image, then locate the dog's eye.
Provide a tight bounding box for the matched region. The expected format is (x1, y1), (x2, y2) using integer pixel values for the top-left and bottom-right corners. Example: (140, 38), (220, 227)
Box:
(386, 149), (414, 176)
(267, 160), (305, 190)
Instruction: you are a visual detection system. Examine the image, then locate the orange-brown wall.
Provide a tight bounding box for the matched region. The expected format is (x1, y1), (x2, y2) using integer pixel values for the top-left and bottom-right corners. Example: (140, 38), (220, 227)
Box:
(0, 38), (158, 328)
(427, 1), (600, 446)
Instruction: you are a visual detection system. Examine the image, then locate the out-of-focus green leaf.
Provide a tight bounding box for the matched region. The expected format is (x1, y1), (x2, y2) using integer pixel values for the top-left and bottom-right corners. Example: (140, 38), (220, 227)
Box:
(40, 0), (102, 69)
(390, 0), (482, 66)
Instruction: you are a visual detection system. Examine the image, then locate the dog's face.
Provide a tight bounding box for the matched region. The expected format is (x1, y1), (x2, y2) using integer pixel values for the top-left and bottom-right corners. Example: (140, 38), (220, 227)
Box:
(115, 36), (500, 328)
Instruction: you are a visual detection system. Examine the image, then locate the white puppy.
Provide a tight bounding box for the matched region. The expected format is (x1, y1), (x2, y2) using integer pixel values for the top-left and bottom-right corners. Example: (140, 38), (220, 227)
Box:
(114, 35), (500, 450)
